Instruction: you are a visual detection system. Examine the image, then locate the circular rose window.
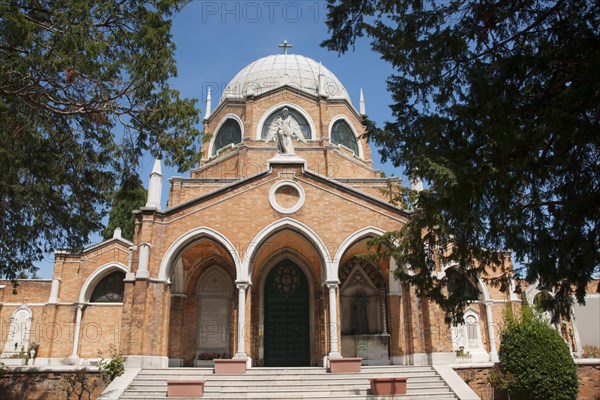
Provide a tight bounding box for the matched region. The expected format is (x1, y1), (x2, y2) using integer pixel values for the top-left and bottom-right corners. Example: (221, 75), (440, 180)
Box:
(269, 181), (305, 214)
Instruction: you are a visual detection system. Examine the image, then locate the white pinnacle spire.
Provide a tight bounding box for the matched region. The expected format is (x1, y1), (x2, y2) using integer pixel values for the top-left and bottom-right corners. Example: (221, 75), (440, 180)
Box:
(359, 89), (366, 115)
(410, 177), (424, 192)
(205, 88), (212, 119)
(145, 158), (163, 209)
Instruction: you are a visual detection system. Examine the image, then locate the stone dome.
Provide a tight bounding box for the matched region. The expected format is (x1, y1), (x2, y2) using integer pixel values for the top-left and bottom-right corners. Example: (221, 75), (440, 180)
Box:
(220, 54), (351, 104)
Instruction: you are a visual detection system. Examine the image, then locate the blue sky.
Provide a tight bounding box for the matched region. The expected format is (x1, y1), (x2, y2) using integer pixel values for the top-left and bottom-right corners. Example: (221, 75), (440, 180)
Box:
(35, 1), (404, 278)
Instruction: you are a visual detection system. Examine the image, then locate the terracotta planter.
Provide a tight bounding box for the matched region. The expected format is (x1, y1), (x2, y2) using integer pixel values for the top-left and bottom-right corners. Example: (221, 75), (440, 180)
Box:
(166, 380), (205, 397)
(370, 377), (407, 395)
(329, 357), (362, 373)
(214, 358), (246, 374)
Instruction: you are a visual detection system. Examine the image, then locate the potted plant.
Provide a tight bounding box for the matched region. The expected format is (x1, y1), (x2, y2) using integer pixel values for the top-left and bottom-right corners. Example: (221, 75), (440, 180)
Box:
(329, 357), (362, 373)
(167, 380), (206, 397)
(370, 377), (408, 395)
(213, 356), (246, 375)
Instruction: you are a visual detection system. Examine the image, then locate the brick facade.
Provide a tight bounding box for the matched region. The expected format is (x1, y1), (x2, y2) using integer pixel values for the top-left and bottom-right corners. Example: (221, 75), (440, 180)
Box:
(2, 53), (594, 377)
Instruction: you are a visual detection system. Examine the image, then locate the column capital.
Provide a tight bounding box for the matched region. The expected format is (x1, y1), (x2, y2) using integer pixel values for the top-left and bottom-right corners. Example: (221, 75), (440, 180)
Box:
(236, 281), (251, 291)
(325, 280), (339, 290)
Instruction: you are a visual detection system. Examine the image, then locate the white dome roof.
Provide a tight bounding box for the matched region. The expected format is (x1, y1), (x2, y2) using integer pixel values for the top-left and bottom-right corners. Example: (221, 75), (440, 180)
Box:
(220, 54), (351, 104)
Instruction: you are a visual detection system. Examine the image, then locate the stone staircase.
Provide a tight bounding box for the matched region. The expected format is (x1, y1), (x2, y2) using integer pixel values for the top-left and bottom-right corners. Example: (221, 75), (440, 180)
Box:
(118, 365), (459, 399)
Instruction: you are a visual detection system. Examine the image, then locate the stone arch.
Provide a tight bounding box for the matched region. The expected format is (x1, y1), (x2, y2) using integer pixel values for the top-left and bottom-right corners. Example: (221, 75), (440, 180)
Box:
(442, 262), (490, 301)
(332, 227), (386, 282)
(242, 218), (332, 283)
(158, 227), (242, 282)
(184, 255), (236, 295)
(79, 262), (128, 303)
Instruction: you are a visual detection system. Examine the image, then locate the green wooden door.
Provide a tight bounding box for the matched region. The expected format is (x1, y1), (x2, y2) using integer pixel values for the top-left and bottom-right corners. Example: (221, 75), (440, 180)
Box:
(264, 260), (310, 366)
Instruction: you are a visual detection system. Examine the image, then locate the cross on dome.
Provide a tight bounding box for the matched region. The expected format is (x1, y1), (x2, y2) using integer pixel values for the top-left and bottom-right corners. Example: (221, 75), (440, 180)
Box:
(278, 40), (292, 54)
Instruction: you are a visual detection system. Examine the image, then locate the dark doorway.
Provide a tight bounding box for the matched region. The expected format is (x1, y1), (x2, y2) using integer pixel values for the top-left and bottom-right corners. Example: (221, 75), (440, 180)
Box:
(264, 260), (310, 366)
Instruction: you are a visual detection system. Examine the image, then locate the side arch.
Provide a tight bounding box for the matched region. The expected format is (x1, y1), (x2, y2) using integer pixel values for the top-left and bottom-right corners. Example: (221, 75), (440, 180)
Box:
(158, 227), (242, 282)
(442, 262), (491, 301)
(332, 227), (386, 282)
(79, 262), (128, 303)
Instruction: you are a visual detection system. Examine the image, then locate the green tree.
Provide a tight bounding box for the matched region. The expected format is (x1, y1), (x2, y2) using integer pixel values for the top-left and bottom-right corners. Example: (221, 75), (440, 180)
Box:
(0, 1), (201, 280)
(102, 173), (147, 242)
(499, 306), (578, 399)
(322, 0), (600, 321)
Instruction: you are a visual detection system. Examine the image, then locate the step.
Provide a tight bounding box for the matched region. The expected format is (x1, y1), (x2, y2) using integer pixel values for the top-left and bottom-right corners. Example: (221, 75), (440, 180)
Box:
(117, 366), (458, 399)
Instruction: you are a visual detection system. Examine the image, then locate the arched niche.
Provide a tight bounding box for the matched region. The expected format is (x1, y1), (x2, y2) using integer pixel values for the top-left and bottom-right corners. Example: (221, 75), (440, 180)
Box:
(338, 258), (390, 364)
(451, 307), (489, 362)
(195, 266), (233, 361)
(1, 304), (33, 357)
(258, 105), (313, 140)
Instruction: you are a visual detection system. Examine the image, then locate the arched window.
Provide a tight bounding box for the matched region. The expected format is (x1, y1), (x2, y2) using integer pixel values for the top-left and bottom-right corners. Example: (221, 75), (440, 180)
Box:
(331, 119), (359, 155)
(212, 119), (242, 156)
(447, 268), (480, 301)
(90, 271), (125, 303)
(261, 107), (312, 140)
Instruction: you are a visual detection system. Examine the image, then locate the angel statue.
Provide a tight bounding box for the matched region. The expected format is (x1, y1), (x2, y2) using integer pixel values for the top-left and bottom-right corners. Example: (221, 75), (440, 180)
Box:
(265, 108), (307, 154)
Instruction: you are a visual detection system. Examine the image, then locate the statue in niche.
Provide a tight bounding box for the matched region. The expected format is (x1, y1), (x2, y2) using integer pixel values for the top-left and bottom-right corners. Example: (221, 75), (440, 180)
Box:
(265, 107), (307, 154)
(352, 291), (369, 334)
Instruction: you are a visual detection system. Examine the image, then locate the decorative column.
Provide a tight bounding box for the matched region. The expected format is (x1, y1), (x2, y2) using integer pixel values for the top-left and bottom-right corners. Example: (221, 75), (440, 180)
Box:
(68, 304), (84, 364)
(234, 282), (250, 360)
(48, 278), (61, 303)
(136, 243), (151, 279)
(379, 288), (389, 335)
(485, 300), (499, 362)
(326, 281), (342, 359)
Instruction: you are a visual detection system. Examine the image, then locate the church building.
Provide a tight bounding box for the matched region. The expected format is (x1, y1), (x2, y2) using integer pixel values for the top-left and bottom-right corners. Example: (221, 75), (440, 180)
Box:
(2, 51), (585, 371)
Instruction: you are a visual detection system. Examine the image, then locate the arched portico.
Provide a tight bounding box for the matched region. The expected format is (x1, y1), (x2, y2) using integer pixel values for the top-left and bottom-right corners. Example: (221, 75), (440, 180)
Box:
(163, 232), (238, 367)
(333, 228), (393, 365)
(158, 227), (242, 282)
(244, 224), (327, 366)
(242, 218), (333, 283)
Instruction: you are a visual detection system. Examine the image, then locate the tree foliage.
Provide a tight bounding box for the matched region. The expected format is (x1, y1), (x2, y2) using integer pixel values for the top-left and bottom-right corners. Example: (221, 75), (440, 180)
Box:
(499, 306), (578, 400)
(323, 0), (600, 321)
(102, 173), (147, 242)
(0, 0), (201, 279)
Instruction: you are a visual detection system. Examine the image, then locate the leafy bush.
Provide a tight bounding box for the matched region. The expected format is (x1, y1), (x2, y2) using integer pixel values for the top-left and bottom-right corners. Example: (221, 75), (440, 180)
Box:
(499, 306), (578, 400)
(98, 344), (125, 384)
